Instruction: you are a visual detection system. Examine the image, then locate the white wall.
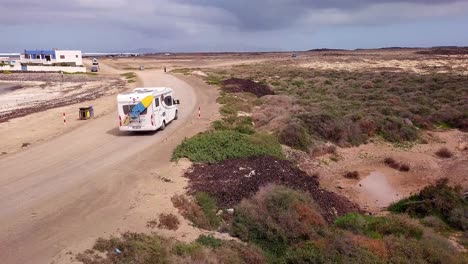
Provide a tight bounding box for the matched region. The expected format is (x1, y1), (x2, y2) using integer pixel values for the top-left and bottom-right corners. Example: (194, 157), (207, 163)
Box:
(24, 65), (86, 73)
(0, 64), (21, 71)
(55, 50), (83, 66)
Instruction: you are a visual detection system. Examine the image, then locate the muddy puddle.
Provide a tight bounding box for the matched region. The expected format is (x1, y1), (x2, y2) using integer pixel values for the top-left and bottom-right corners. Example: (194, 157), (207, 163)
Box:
(358, 171), (399, 207)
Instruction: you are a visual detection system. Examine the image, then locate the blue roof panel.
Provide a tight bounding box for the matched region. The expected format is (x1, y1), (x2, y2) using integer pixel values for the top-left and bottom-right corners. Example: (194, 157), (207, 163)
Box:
(24, 50), (55, 55)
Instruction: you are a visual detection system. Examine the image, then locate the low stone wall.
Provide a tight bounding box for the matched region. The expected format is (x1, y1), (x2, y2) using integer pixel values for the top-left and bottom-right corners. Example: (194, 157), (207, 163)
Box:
(24, 65), (86, 73)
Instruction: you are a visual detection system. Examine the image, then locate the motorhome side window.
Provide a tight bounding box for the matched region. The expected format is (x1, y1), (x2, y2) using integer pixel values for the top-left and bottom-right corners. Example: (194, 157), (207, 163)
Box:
(154, 98), (160, 107)
(122, 105), (147, 115)
(164, 96), (173, 106)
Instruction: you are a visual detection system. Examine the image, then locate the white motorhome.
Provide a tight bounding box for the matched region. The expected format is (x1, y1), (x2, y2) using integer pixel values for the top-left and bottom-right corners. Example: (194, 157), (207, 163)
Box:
(117, 87), (180, 132)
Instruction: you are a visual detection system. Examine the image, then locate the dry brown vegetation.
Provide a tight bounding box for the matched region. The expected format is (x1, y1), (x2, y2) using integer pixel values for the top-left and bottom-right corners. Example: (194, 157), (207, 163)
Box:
(171, 194), (215, 230)
(344, 171), (360, 179)
(436, 147), (453, 158)
(158, 213), (180, 230)
(222, 78), (274, 97)
(383, 157), (411, 172)
(76, 232), (265, 264)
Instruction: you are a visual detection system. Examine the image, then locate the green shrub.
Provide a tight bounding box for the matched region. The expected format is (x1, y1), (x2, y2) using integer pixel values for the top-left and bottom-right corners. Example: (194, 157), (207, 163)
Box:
(171, 194), (214, 230)
(278, 120), (311, 151)
(388, 178), (467, 230)
(78, 232), (266, 264)
(378, 116), (419, 142)
(335, 213), (423, 239)
(172, 130), (283, 163)
(171, 68), (192, 75)
(120, 72), (136, 79)
(195, 235), (223, 248)
(231, 185), (325, 257)
(283, 242), (341, 264)
(421, 216), (452, 233)
(195, 192), (220, 229)
(298, 113), (367, 147)
(173, 242), (203, 256)
(206, 74), (222, 85)
(385, 235), (466, 264)
(91, 232), (170, 263)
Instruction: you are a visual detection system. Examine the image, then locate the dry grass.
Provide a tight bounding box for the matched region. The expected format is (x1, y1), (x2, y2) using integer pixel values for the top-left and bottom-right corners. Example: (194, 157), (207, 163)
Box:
(383, 157), (400, 169)
(383, 157), (411, 172)
(399, 164), (410, 172)
(344, 171), (360, 179)
(171, 194), (220, 230)
(158, 213), (180, 230)
(171, 194), (210, 229)
(146, 219), (158, 229)
(435, 147), (453, 158)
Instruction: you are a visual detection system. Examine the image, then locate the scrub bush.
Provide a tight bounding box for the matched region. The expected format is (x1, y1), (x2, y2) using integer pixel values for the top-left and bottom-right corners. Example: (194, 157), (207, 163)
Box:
(389, 178), (467, 230)
(172, 130), (283, 163)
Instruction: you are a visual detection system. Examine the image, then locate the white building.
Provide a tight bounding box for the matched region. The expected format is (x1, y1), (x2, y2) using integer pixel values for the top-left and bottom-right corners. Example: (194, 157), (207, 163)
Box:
(21, 49), (83, 66)
(0, 57), (22, 71)
(19, 49), (85, 73)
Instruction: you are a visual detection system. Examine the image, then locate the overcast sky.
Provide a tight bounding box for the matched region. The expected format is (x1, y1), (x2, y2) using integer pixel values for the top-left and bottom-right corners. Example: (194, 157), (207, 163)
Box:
(1, 0), (468, 52)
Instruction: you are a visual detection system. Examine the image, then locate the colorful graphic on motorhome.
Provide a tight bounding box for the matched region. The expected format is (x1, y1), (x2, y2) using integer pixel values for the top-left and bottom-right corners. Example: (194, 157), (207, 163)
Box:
(122, 95), (154, 125)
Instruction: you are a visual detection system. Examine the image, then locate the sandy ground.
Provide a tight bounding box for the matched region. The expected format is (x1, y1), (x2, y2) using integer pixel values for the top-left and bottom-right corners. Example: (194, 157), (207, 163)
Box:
(298, 58), (468, 75)
(0, 73), (126, 123)
(101, 54), (278, 72)
(0, 63), (220, 263)
(0, 88), (131, 156)
(293, 130), (468, 213)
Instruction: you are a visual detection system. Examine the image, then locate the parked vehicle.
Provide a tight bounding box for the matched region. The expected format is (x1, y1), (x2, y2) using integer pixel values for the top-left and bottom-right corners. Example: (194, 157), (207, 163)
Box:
(91, 66), (99, 72)
(117, 87), (180, 132)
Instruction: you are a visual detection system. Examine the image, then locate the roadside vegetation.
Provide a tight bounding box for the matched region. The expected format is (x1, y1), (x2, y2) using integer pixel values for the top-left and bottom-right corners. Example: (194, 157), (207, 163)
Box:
(120, 72), (137, 83)
(172, 130), (283, 163)
(76, 232), (265, 264)
(172, 86), (283, 163)
(389, 178), (467, 231)
(80, 182), (467, 263)
(205, 63), (468, 150)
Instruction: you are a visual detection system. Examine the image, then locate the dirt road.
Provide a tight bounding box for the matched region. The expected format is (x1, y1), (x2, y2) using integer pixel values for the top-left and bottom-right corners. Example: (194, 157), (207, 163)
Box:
(0, 69), (219, 264)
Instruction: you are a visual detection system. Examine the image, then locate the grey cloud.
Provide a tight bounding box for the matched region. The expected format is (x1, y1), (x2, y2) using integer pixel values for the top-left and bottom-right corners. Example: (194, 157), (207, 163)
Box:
(176, 0), (466, 30)
(1, 0), (467, 52)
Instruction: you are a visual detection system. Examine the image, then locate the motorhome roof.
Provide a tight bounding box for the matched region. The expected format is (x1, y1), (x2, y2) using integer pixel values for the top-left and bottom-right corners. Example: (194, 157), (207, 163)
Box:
(117, 87), (173, 101)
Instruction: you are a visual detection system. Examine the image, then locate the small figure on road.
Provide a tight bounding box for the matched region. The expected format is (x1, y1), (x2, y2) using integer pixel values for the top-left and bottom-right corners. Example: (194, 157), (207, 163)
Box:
(164, 66), (166, 73)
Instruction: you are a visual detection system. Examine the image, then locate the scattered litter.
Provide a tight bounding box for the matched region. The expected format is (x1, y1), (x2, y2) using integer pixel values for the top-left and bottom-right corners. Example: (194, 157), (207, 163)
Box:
(245, 170), (255, 178)
(114, 248), (122, 254)
(184, 156), (362, 222)
(227, 208), (234, 215)
(237, 111), (252, 117)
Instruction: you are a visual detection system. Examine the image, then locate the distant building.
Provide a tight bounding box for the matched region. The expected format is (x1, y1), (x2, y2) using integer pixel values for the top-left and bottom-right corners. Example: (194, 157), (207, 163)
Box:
(19, 49), (85, 73)
(21, 49), (83, 66)
(0, 57), (21, 71)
